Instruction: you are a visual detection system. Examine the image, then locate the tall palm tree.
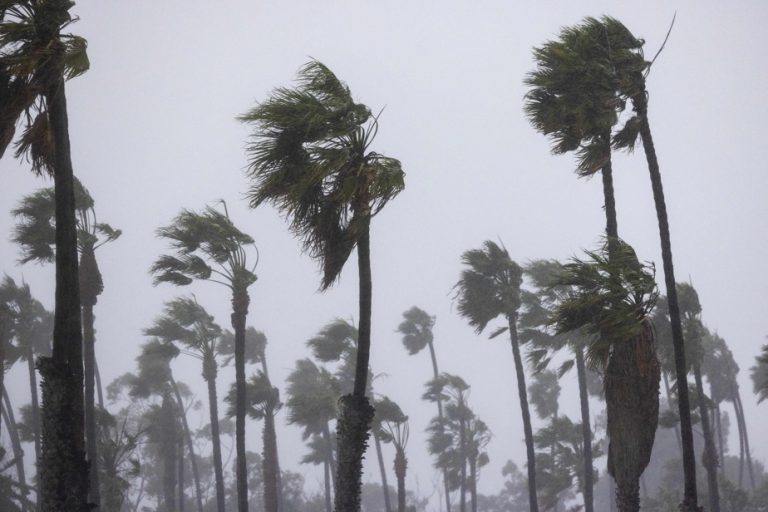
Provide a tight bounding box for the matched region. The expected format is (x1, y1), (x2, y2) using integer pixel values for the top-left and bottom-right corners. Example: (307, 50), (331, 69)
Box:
(144, 297), (223, 512)
(12, 177), (120, 507)
(396, 306), (452, 512)
(1, 3), (91, 508)
(454, 240), (538, 512)
(550, 239), (660, 512)
(588, 17), (701, 510)
(152, 202), (257, 512)
(239, 60), (404, 512)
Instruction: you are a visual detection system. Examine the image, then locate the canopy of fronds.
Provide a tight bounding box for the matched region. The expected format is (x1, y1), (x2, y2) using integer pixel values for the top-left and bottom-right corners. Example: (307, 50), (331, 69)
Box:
(397, 306), (435, 355)
(144, 297), (222, 356)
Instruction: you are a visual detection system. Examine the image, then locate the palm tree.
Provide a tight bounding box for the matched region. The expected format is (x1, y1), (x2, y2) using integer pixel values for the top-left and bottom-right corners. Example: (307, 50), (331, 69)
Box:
(144, 297), (223, 512)
(454, 240), (538, 512)
(374, 397), (408, 512)
(751, 343), (768, 404)
(1, 3), (91, 508)
(12, 177), (120, 507)
(239, 60), (404, 512)
(152, 202), (257, 512)
(396, 306), (453, 512)
(550, 239), (660, 512)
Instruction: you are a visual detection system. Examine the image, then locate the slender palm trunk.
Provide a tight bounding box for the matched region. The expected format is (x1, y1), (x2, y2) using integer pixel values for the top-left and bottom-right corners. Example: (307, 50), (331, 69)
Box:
(507, 314), (538, 512)
(323, 459), (333, 512)
(324, 422), (338, 496)
(459, 411), (467, 512)
(40, 74), (89, 512)
(662, 372), (682, 453)
(3, 389), (28, 511)
(82, 301), (99, 508)
(714, 400), (725, 479)
(336, 222), (375, 512)
(232, 287), (250, 512)
(170, 377), (204, 512)
(178, 431), (185, 512)
(374, 432), (392, 512)
(161, 394), (177, 512)
(634, 92), (699, 512)
(394, 446), (407, 512)
(427, 341), (452, 512)
(736, 398), (745, 487)
(94, 361), (104, 410)
(693, 361), (719, 512)
(575, 347), (594, 512)
(733, 388), (755, 488)
(204, 357), (226, 512)
(600, 151), (618, 241)
(469, 454), (477, 512)
(26, 349), (42, 507)
(263, 407), (279, 512)
(0, 311), (5, 440)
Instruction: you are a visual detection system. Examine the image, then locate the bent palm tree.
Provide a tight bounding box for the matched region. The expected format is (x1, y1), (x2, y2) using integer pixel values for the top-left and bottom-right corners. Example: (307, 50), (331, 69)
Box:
(1, 3), (91, 508)
(240, 60), (404, 512)
(152, 202), (257, 512)
(752, 343), (768, 404)
(454, 241), (538, 512)
(550, 239), (660, 512)
(12, 177), (120, 507)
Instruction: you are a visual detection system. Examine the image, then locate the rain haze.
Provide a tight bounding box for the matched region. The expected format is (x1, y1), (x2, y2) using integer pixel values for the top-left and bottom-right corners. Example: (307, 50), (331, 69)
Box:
(1, 1), (767, 511)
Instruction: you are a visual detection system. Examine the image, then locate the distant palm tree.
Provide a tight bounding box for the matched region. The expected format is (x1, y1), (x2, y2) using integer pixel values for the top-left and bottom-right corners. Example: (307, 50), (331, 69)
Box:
(550, 239), (660, 512)
(1, 3), (91, 507)
(152, 202), (257, 512)
(145, 297), (223, 512)
(396, 306), (452, 512)
(12, 178), (120, 507)
(374, 397), (408, 512)
(240, 60), (404, 512)
(751, 343), (768, 404)
(454, 241), (538, 512)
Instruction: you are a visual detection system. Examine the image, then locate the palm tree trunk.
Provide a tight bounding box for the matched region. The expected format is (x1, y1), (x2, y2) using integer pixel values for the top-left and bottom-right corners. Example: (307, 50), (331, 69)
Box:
(736, 397), (745, 487)
(82, 302), (100, 508)
(394, 447), (407, 512)
(634, 92), (699, 512)
(336, 222), (375, 512)
(459, 413), (467, 512)
(469, 455), (477, 512)
(263, 408), (280, 512)
(94, 361), (104, 410)
(40, 73), (89, 512)
(662, 371), (682, 453)
(600, 149), (618, 240)
(323, 459), (333, 512)
(161, 394), (177, 512)
(427, 341), (452, 512)
(2, 389), (29, 512)
(693, 362), (719, 512)
(26, 349), (41, 507)
(733, 388), (755, 488)
(325, 422), (338, 496)
(374, 432), (392, 512)
(178, 431), (185, 512)
(507, 314), (538, 512)
(204, 357), (226, 512)
(575, 347), (594, 512)
(231, 287), (250, 512)
(0, 310), (5, 441)
(170, 377), (204, 512)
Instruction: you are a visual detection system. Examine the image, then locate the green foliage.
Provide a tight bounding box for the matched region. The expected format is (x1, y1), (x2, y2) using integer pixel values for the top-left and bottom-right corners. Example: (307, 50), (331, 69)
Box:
(219, 326), (267, 366)
(225, 371), (281, 420)
(751, 344), (768, 404)
(144, 296), (222, 360)
(455, 240), (522, 333)
(239, 60), (404, 289)
(397, 306), (435, 355)
(527, 369), (561, 420)
(285, 358), (338, 439)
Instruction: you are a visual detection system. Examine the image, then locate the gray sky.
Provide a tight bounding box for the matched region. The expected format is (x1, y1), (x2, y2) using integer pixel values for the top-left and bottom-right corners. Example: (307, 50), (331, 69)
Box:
(2, 0), (767, 505)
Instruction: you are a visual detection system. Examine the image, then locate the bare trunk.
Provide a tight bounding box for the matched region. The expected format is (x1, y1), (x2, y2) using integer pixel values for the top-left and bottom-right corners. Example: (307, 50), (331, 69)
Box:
(26, 349), (41, 508)
(427, 341), (452, 512)
(662, 371), (682, 453)
(3, 389), (29, 511)
(323, 459), (333, 512)
(261, 358), (282, 512)
(263, 408), (279, 512)
(178, 431), (185, 512)
(394, 447), (407, 512)
(82, 302), (99, 508)
(204, 356), (226, 512)
(693, 362), (719, 512)
(170, 377), (204, 512)
(575, 347), (594, 512)
(459, 411), (467, 512)
(232, 288), (250, 512)
(374, 432), (392, 512)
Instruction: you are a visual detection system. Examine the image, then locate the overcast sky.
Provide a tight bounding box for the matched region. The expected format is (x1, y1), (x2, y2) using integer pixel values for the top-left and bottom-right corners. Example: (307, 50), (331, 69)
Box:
(2, 0), (767, 504)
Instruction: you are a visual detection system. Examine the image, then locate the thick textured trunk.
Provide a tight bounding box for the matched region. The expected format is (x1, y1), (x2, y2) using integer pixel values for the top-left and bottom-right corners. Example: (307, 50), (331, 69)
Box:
(26, 349), (42, 507)
(427, 341), (452, 512)
(733, 388), (755, 488)
(82, 302), (99, 509)
(335, 223), (375, 512)
(263, 408), (279, 512)
(693, 363), (720, 512)
(634, 92), (700, 512)
(605, 321), (660, 512)
(170, 377), (204, 512)
(394, 447), (407, 512)
(507, 315), (538, 512)
(575, 348), (594, 512)
(374, 432), (392, 512)
(204, 358), (226, 512)
(231, 288), (250, 512)
(3, 389), (29, 511)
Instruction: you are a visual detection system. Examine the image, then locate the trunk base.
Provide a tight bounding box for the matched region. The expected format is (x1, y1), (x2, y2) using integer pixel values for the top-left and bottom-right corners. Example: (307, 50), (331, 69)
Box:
(334, 394), (375, 512)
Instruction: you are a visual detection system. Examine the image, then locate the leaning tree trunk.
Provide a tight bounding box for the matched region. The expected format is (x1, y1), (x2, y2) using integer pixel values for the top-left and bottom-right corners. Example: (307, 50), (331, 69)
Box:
(714, 400), (725, 478)
(160, 393), (178, 512)
(427, 340), (452, 512)
(171, 377), (205, 512)
(693, 361), (720, 512)
(733, 388), (755, 489)
(634, 90), (700, 512)
(507, 314), (538, 512)
(178, 430), (185, 512)
(3, 389), (29, 511)
(204, 355), (226, 512)
(40, 73), (89, 512)
(394, 446), (407, 512)
(575, 347), (594, 512)
(662, 371), (683, 453)
(232, 287), (250, 512)
(335, 222), (375, 512)
(469, 454), (478, 512)
(25, 348), (42, 508)
(459, 411), (467, 512)
(605, 321), (660, 512)
(374, 431), (392, 512)
(80, 247), (102, 510)
(263, 407), (280, 512)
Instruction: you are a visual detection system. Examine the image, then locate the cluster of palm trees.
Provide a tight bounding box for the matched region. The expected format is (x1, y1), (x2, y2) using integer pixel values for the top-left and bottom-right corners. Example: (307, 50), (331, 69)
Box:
(1, 4), (766, 512)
